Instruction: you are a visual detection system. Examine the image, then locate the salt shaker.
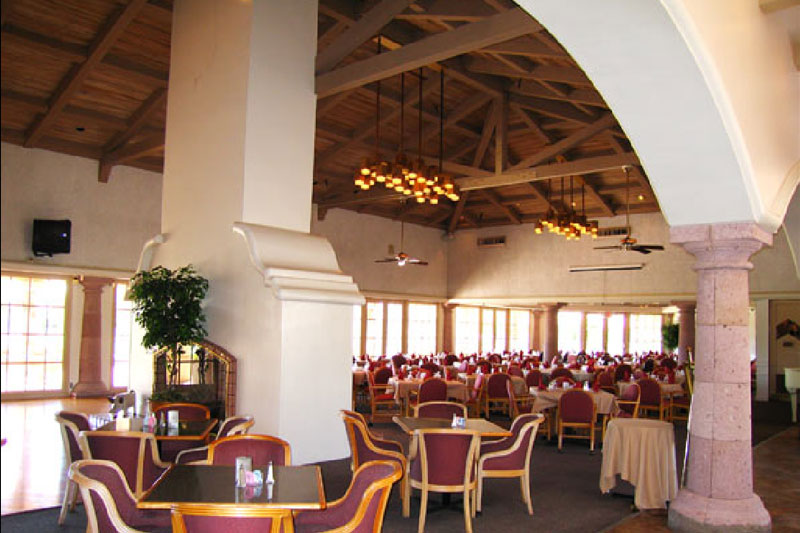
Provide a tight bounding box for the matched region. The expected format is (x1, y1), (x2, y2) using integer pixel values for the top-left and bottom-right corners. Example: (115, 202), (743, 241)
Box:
(266, 461), (275, 485)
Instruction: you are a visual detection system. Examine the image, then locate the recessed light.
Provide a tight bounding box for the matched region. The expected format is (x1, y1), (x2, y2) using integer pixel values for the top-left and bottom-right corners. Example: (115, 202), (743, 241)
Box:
(637, 194), (644, 201)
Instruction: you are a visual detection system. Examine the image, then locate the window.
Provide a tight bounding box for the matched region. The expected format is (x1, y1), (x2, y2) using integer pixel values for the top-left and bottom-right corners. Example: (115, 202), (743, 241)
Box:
(112, 282), (134, 389)
(364, 302), (383, 357)
(558, 311), (582, 354)
(494, 310), (507, 353)
(508, 310), (530, 353)
(629, 314), (662, 354)
(585, 313), (604, 354)
(407, 303), (436, 355)
(454, 307), (480, 355)
(1, 275), (68, 393)
(352, 305), (362, 357)
(385, 303), (403, 356)
(481, 309), (494, 354)
(607, 314), (625, 356)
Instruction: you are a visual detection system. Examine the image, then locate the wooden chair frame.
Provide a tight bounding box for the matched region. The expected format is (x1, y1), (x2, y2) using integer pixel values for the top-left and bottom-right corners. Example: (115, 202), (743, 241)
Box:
(171, 504), (286, 533)
(484, 373), (512, 418)
(637, 378), (671, 421)
(413, 401), (467, 419)
(477, 414), (543, 515)
(407, 377), (448, 416)
(55, 412), (89, 525)
(367, 370), (401, 424)
(465, 375), (485, 418)
(557, 391), (598, 452)
(207, 434), (292, 465)
(402, 429), (480, 533)
(507, 380), (551, 440)
(78, 430), (170, 498)
(68, 459), (148, 533)
(671, 364), (694, 421)
(174, 415), (255, 465)
(152, 402), (210, 420)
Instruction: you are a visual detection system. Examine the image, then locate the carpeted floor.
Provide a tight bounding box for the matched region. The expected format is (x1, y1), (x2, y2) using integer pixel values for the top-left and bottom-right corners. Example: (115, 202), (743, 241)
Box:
(1, 401), (791, 533)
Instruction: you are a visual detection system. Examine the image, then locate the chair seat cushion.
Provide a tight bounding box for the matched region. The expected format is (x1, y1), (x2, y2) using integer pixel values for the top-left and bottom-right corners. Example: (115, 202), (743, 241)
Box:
(374, 393), (395, 401)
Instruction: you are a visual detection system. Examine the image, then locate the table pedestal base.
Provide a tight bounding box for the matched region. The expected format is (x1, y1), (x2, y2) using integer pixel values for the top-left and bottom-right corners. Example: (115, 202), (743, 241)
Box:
(668, 489), (770, 533)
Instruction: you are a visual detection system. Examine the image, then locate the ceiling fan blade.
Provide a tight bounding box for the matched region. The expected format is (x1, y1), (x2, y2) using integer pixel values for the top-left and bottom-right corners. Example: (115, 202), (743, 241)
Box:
(374, 258), (398, 263)
(637, 245), (664, 251)
(408, 259), (429, 265)
(630, 247), (652, 254)
(594, 245), (621, 250)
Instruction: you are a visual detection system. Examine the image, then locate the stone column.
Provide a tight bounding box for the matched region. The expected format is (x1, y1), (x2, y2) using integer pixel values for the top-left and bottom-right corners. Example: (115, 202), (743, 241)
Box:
(543, 303), (562, 362)
(668, 223), (771, 532)
(675, 301), (696, 364)
(72, 277), (114, 397)
(531, 309), (542, 353)
(441, 304), (454, 353)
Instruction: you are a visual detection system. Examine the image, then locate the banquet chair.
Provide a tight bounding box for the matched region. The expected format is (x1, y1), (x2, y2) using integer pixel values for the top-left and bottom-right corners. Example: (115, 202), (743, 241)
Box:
(367, 368), (399, 423)
(602, 383), (641, 440)
(507, 380), (551, 439)
(403, 429), (481, 533)
(420, 362), (440, 375)
(477, 413), (543, 514)
(465, 373), (485, 418)
(507, 365), (524, 378)
(151, 402), (210, 420)
(614, 364), (633, 382)
(55, 411), (90, 525)
(175, 415), (255, 465)
(407, 377), (447, 416)
(525, 369), (543, 389)
(595, 370), (617, 394)
(69, 459), (171, 533)
(557, 390), (597, 452)
(671, 365), (694, 421)
(550, 367), (575, 382)
(294, 460), (401, 533)
(341, 410), (405, 470)
(637, 378), (670, 420)
(79, 431), (170, 498)
(414, 401), (467, 420)
(207, 435), (291, 466)
(484, 373), (512, 418)
(171, 504), (286, 533)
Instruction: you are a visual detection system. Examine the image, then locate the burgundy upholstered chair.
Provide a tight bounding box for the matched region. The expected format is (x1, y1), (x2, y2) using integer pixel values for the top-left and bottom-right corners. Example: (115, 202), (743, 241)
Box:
(507, 365), (524, 378)
(367, 368), (399, 424)
(671, 366), (694, 422)
(174, 415), (255, 465)
(207, 435), (291, 466)
(549, 367), (575, 382)
(614, 364), (633, 383)
(171, 505), (285, 533)
(477, 413), (544, 514)
(56, 411), (90, 524)
(525, 369), (543, 389)
(596, 370), (616, 394)
(414, 401), (467, 420)
(443, 353), (458, 366)
(637, 378), (670, 420)
(79, 431), (169, 498)
(557, 390), (597, 452)
(403, 429), (481, 533)
(151, 402), (210, 421)
(407, 377), (447, 415)
(69, 459), (171, 533)
(484, 373), (512, 418)
(294, 460), (402, 533)
(506, 380), (551, 439)
(465, 373), (485, 418)
(420, 362), (440, 375)
(616, 383), (642, 418)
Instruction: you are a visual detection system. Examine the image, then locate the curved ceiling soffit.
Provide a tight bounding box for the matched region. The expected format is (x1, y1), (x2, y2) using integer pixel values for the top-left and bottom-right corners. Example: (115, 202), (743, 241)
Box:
(515, 0), (798, 233)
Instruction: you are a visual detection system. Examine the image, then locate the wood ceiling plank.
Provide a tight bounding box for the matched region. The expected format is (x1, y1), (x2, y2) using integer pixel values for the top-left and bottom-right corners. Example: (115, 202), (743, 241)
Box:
(508, 92), (594, 123)
(448, 190), (470, 234)
(104, 87), (166, 151)
(457, 152), (639, 190)
(512, 80), (606, 107)
(483, 35), (568, 59)
(466, 56), (592, 85)
(421, 91), (491, 144)
(508, 112), (617, 171)
(2, 89), (125, 129)
(316, 8), (540, 98)
(395, 0), (511, 23)
(316, 0), (416, 74)
(495, 92), (508, 174)
(472, 99), (498, 168)
(24, 0), (149, 148)
(510, 102), (552, 143)
(317, 91), (351, 118)
(1, 25), (86, 62)
(482, 188), (521, 224)
(574, 174), (615, 217)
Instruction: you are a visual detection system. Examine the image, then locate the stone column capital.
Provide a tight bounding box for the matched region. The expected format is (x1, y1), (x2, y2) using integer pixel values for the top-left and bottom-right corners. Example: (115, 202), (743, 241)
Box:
(78, 276), (115, 291)
(670, 222), (772, 271)
(672, 300), (696, 311)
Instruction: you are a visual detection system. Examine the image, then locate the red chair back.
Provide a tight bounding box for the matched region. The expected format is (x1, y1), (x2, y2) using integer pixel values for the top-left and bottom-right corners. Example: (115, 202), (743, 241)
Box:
(550, 367), (574, 381)
(415, 401), (467, 420)
(559, 390), (594, 423)
(208, 435), (291, 466)
(152, 402), (210, 421)
(216, 416), (254, 439)
(637, 378), (662, 406)
(486, 373), (511, 399)
(507, 365), (524, 377)
(410, 430), (479, 487)
(418, 378), (447, 403)
(614, 364), (633, 382)
(373, 366), (392, 385)
(525, 370), (542, 388)
(80, 431), (166, 497)
(620, 383), (641, 415)
(597, 371), (614, 387)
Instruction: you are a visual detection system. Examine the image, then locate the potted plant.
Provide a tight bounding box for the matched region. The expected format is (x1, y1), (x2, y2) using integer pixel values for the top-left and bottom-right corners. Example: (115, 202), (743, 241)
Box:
(128, 264), (209, 397)
(662, 323), (679, 354)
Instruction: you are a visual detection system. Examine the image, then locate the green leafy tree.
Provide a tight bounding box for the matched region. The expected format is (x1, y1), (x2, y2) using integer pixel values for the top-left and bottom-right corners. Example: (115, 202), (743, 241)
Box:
(128, 265), (209, 386)
(662, 323), (680, 354)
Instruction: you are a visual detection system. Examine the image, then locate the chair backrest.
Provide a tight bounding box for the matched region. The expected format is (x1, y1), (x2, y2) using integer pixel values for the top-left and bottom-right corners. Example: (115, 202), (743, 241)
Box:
(685, 364), (694, 395)
(340, 411), (405, 473)
(207, 435), (291, 466)
(56, 411), (90, 464)
(486, 373), (511, 399)
(558, 390), (595, 423)
(470, 372), (485, 401)
(171, 505), (284, 533)
(614, 364), (633, 382)
(414, 401), (467, 420)
(550, 367), (574, 381)
(418, 378), (448, 402)
(525, 369), (542, 388)
(216, 416), (254, 439)
(480, 414), (543, 472)
(391, 354), (407, 368)
(152, 403), (210, 421)
(507, 365), (524, 377)
(637, 378), (662, 406)
(410, 429), (480, 488)
(619, 383), (641, 415)
(420, 362), (440, 375)
(373, 366), (392, 385)
(79, 431), (167, 498)
(69, 459), (144, 533)
(597, 371), (614, 387)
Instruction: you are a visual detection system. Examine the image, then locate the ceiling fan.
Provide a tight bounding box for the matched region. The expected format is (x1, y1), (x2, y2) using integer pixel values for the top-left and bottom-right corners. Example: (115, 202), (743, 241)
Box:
(375, 220), (428, 266)
(594, 166), (664, 255)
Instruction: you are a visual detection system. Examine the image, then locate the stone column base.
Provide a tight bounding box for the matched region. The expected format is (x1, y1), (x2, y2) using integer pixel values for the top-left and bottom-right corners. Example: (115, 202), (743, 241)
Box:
(668, 489), (771, 533)
(71, 381), (109, 398)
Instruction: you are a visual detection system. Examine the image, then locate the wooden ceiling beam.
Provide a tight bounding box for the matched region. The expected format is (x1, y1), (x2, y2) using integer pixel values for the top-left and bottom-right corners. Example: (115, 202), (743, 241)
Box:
(104, 87), (167, 152)
(316, 0), (416, 74)
(495, 92), (508, 174)
(421, 92), (492, 145)
(457, 152), (639, 190)
(482, 188), (521, 224)
(24, 0), (149, 148)
(465, 56), (592, 85)
(510, 102), (553, 144)
(511, 80), (607, 107)
(508, 92), (594, 124)
(472, 99), (498, 168)
(316, 8), (540, 98)
(395, 0), (512, 23)
(509, 112), (617, 171)
(98, 132), (164, 182)
(573, 175), (615, 217)
(447, 191), (471, 234)
(2, 127), (102, 159)
(1, 89), (129, 129)
(483, 35), (569, 59)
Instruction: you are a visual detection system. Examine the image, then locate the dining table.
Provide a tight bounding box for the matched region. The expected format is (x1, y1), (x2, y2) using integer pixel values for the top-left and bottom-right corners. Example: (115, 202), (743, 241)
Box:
(388, 377), (468, 415)
(392, 416), (511, 438)
(618, 380), (685, 399)
(98, 416), (218, 442)
(530, 387), (619, 416)
(138, 463), (326, 532)
(458, 373), (528, 396)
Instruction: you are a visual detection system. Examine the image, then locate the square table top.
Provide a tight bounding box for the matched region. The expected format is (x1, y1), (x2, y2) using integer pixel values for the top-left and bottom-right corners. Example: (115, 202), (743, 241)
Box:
(138, 464), (326, 510)
(100, 417), (218, 441)
(392, 416), (511, 437)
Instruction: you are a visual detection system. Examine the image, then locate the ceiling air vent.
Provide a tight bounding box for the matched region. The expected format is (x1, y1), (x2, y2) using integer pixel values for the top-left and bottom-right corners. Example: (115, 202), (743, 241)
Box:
(596, 226), (630, 238)
(477, 236), (506, 248)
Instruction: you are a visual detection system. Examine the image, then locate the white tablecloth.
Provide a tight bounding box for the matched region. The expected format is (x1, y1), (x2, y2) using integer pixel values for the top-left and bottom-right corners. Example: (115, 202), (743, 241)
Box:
(458, 374), (527, 396)
(388, 378), (468, 404)
(539, 367), (594, 382)
(618, 381), (685, 398)
(531, 388), (619, 415)
(599, 418), (678, 509)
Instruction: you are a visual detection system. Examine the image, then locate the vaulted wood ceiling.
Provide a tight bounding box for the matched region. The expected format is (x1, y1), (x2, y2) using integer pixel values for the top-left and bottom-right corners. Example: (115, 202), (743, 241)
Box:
(1, 0), (661, 232)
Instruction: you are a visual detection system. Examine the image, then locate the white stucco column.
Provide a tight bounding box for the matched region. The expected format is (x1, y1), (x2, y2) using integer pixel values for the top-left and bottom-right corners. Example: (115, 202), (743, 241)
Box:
(668, 223), (772, 533)
(543, 303), (562, 362)
(148, 0), (361, 464)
